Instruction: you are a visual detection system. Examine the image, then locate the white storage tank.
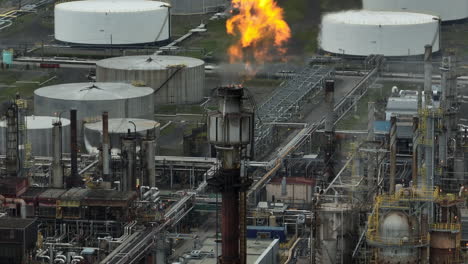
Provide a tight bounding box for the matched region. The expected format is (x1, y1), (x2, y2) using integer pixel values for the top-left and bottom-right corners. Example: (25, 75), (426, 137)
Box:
(96, 55), (205, 105)
(34, 82), (154, 131)
(83, 118), (160, 154)
(0, 116), (70, 157)
(168, 0), (227, 15)
(363, 0), (468, 22)
(319, 10), (440, 57)
(54, 1), (170, 45)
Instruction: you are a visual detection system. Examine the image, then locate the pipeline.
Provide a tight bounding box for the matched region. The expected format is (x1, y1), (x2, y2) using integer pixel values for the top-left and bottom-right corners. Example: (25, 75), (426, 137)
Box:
(0, 196), (26, 218)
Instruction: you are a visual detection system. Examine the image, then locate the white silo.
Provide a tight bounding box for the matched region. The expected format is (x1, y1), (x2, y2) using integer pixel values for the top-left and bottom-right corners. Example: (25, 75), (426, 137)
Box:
(319, 10), (440, 57)
(0, 116), (70, 157)
(363, 0), (468, 22)
(96, 55), (205, 105)
(34, 82), (155, 134)
(54, 1), (170, 45)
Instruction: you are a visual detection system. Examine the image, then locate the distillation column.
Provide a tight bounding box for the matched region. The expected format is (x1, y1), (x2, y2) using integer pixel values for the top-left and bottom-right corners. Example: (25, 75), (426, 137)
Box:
(5, 103), (19, 177)
(208, 86), (253, 264)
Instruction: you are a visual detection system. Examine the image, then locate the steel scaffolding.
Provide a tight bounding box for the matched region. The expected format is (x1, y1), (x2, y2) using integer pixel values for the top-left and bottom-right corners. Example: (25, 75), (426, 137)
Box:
(254, 65), (334, 157)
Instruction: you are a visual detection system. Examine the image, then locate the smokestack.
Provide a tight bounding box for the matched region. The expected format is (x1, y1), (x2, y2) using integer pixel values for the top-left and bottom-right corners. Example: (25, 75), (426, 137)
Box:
(70, 109), (78, 187)
(324, 80), (335, 133)
(389, 115), (397, 194)
(102, 112), (110, 179)
(52, 121), (63, 188)
(424, 45), (433, 107)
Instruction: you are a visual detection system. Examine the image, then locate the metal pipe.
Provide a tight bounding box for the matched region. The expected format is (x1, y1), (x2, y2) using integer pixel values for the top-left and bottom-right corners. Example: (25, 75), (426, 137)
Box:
(70, 109), (78, 187)
(52, 121), (63, 188)
(424, 45), (433, 107)
(102, 111), (110, 179)
(412, 116), (419, 187)
(324, 80), (335, 133)
(389, 116), (397, 194)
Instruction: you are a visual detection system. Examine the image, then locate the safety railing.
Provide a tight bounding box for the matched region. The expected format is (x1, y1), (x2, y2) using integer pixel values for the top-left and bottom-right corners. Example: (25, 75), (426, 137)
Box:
(431, 223), (461, 232)
(366, 232), (429, 247)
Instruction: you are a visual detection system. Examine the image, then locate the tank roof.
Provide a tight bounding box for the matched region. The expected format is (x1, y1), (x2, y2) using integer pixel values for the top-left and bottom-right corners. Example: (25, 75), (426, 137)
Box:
(85, 118), (159, 133)
(323, 10), (438, 25)
(96, 55), (204, 70)
(0, 116), (70, 129)
(55, 0), (168, 13)
(34, 82), (153, 101)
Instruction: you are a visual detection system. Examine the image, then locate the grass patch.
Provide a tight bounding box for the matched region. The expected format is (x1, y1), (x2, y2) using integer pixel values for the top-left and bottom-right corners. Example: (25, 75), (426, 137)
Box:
(0, 71), (55, 101)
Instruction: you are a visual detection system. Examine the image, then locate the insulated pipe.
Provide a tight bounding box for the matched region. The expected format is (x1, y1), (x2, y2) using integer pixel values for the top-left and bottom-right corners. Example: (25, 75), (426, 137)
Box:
(389, 116), (397, 194)
(4, 198), (26, 218)
(70, 109), (78, 187)
(102, 111), (110, 178)
(52, 121), (63, 188)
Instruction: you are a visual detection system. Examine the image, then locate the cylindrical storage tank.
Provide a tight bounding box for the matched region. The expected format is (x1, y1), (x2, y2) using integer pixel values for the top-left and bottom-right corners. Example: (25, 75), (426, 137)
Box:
(83, 118), (160, 154)
(319, 10), (440, 57)
(363, 0), (468, 22)
(168, 0), (227, 15)
(96, 55), (205, 105)
(378, 212), (418, 264)
(34, 82), (154, 122)
(0, 116), (70, 157)
(54, 1), (170, 45)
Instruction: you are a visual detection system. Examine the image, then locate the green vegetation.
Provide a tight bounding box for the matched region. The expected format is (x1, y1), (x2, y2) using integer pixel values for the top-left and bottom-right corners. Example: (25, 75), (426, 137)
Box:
(0, 71), (56, 101)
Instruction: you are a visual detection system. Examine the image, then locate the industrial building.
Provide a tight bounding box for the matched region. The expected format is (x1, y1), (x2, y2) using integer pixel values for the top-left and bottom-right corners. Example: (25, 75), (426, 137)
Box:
(319, 10), (440, 56)
(2, 0), (468, 263)
(54, 1), (171, 45)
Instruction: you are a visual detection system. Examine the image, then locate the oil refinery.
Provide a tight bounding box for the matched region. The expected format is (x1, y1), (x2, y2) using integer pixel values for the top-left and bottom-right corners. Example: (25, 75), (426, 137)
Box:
(1, 0), (468, 264)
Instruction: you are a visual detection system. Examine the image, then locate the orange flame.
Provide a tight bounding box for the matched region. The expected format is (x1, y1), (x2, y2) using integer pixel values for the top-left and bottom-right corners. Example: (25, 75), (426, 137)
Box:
(226, 0), (291, 74)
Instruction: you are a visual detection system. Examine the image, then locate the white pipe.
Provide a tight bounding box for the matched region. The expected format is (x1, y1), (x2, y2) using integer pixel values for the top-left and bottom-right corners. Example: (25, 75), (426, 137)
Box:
(4, 198), (26, 218)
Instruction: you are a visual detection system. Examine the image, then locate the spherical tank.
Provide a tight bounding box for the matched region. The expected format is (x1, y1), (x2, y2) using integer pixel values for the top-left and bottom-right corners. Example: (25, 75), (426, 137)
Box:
(378, 212), (418, 264)
(319, 10), (440, 57)
(96, 55), (205, 105)
(54, 1), (170, 45)
(84, 118), (160, 154)
(34, 82), (154, 136)
(363, 0), (468, 22)
(0, 116), (70, 157)
(168, 0), (227, 15)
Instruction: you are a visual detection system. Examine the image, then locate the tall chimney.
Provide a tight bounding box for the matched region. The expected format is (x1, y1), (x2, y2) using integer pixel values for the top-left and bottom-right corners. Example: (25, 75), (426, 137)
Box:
(70, 109), (78, 187)
(102, 112), (110, 180)
(52, 121), (63, 188)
